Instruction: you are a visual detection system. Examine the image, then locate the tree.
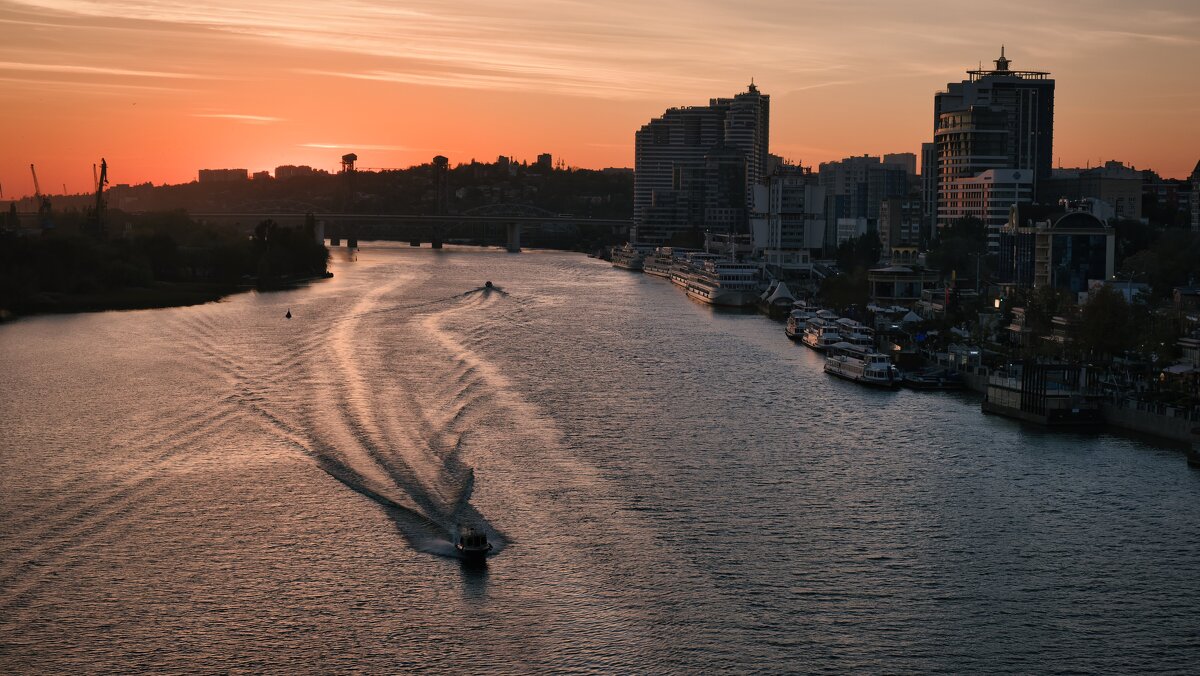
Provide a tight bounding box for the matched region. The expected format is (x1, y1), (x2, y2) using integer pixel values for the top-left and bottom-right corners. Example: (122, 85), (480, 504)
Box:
(1073, 285), (1134, 359)
(1121, 228), (1200, 298)
(835, 232), (881, 273)
(927, 216), (988, 280)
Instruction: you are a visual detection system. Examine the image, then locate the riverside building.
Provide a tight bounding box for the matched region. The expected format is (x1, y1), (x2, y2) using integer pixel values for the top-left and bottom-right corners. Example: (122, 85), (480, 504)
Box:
(632, 83), (770, 246)
(931, 48), (1054, 248)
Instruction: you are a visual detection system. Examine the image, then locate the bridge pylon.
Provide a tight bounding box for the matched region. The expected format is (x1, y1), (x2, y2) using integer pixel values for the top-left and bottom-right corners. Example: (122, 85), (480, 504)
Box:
(506, 223), (521, 253)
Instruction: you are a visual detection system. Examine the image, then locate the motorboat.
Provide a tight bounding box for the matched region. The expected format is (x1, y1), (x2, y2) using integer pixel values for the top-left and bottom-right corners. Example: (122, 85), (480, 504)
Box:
(901, 367), (965, 390)
(456, 525), (492, 561)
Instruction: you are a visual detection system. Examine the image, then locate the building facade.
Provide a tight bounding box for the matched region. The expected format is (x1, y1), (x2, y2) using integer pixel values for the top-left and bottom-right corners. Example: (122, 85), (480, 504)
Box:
(931, 48), (1054, 243)
(879, 194), (924, 261)
(818, 155), (908, 233)
(999, 201), (1115, 294)
(1042, 161), (1143, 222)
(198, 168), (249, 183)
(632, 83), (769, 246)
(763, 166), (825, 271)
(940, 169), (1034, 253)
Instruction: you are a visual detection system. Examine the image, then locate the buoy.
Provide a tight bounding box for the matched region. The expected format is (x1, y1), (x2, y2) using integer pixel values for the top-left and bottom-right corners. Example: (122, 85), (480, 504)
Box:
(285, 309), (292, 319)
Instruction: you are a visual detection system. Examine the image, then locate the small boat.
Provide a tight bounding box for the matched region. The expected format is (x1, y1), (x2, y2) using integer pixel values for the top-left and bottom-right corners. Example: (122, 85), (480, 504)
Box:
(901, 367), (965, 390)
(456, 525), (492, 561)
(284, 309), (292, 319)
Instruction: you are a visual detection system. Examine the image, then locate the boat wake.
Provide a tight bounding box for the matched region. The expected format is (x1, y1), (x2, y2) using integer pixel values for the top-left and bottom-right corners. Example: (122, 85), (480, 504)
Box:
(181, 279), (515, 559)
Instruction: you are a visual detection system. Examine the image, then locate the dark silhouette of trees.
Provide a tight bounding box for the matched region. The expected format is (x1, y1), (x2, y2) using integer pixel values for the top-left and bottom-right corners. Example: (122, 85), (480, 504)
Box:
(835, 232), (881, 273)
(927, 217), (988, 279)
(1121, 228), (1200, 298)
(0, 212), (328, 316)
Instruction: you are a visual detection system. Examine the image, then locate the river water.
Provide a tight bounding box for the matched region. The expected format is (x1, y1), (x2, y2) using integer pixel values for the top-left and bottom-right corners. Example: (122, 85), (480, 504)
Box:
(2, 243), (1198, 673)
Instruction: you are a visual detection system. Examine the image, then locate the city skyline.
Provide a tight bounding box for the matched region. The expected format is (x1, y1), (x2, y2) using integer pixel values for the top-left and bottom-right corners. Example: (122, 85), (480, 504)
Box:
(1, 0), (1199, 197)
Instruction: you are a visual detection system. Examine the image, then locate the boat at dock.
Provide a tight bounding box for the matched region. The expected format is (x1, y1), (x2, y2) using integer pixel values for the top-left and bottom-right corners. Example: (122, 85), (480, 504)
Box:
(823, 342), (900, 388)
(611, 244), (647, 271)
(685, 259), (762, 307)
(801, 318), (842, 352)
(643, 247), (697, 279)
(901, 367), (965, 390)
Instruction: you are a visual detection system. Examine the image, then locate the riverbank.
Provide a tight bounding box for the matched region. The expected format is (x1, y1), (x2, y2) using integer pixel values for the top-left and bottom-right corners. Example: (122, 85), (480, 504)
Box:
(1, 272), (333, 320)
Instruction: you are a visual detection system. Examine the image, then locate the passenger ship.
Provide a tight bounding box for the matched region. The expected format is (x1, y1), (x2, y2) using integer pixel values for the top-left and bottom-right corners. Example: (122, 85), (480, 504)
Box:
(611, 243), (646, 271)
(784, 304), (818, 340)
(642, 248), (675, 278)
(800, 318), (842, 351)
(684, 259), (762, 307)
(823, 342), (900, 388)
(834, 318), (876, 350)
(668, 252), (719, 288)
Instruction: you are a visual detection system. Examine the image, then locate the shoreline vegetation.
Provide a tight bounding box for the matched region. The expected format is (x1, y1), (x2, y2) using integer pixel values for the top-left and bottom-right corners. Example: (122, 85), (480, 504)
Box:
(0, 210), (331, 320)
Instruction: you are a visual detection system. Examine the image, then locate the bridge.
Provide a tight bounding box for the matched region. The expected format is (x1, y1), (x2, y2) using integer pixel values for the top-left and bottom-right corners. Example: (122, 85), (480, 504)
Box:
(188, 207), (631, 252)
(10, 205), (632, 253)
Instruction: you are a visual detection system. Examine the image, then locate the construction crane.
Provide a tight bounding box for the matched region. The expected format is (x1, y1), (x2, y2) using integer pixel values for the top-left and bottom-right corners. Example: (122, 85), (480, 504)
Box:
(88, 158), (108, 237)
(30, 164), (52, 231)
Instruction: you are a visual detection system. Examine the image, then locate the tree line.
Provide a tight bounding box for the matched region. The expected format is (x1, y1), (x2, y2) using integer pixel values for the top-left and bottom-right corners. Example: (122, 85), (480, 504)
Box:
(0, 211), (328, 316)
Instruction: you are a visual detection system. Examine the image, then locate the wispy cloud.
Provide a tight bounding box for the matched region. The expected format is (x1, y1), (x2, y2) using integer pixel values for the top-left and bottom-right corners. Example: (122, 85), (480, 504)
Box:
(194, 113), (284, 124)
(0, 75), (192, 93)
(0, 60), (204, 79)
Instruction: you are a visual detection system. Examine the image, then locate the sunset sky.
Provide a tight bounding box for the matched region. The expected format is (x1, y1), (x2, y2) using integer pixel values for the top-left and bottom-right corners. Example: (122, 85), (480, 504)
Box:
(1, 0), (1198, 198)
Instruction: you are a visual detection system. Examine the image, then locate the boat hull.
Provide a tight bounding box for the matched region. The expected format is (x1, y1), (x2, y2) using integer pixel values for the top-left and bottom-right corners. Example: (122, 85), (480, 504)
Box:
(685, 286), (757, 307)
(823, 362), (900, 389)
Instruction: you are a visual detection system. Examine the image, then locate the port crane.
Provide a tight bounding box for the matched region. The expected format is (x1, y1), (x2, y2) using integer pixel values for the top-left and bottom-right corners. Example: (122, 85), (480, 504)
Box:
(30, 163), (52, 230)
(88, 158), (108, 237)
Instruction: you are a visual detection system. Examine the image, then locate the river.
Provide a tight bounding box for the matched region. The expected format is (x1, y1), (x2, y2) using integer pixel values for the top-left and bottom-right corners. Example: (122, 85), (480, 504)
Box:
(2, 243), (1198, 673)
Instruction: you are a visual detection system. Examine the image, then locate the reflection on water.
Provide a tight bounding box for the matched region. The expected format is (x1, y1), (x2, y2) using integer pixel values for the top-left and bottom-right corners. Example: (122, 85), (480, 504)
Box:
(1, 243), (1198, 673)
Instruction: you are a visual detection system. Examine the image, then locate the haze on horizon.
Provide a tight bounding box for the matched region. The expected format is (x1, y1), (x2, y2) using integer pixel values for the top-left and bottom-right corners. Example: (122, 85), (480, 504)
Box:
(1, 0), (1197, 198)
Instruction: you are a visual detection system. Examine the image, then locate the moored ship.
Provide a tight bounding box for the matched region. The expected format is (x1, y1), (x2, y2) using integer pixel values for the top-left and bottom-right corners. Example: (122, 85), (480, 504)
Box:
(801, 318), (842, 351)
(685, 259), (762, 307)
(611, 243), (647, 271)
(823, 342), (900, 388)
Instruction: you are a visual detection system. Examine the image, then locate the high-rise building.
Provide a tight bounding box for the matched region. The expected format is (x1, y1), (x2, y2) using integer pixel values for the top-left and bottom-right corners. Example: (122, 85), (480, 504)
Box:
(932, 48), (1054, 246)
(879, 194), (924, 262)
(632, 83), (769, 245)
(883, 153), (917, 176)
(817, 155), (908, 234)
(763, 164), (825, 271)
(1190, 160), (1200, 232)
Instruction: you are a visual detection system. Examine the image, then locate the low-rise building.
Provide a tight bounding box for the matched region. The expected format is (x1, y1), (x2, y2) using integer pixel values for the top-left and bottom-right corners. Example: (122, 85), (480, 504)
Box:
(867, 265), (940, 305)
(999, 201), (1115, 294)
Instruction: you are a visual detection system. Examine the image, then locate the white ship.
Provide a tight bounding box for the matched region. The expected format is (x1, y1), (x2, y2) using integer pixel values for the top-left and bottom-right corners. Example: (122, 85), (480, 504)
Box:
(685, 259), (762, 307)
(611, 243), (647, 271)
(834, 318), (876, 350)
(800, 318), (842, 351)
(668, 252), (719, 288)
(823, 342), (900, 388)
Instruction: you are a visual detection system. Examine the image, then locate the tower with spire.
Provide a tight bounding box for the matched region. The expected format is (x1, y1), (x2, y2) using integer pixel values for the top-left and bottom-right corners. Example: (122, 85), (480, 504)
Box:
(925, 47), (1056, 250)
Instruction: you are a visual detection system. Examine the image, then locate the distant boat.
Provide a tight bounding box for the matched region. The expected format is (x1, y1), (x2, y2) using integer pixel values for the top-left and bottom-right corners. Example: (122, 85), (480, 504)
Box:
(456, 525), (492, 562)
(285, 309), (292, 319)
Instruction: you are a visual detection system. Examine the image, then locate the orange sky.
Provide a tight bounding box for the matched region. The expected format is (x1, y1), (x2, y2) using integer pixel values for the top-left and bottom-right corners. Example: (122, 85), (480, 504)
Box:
(1, 0), (1198, 199)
